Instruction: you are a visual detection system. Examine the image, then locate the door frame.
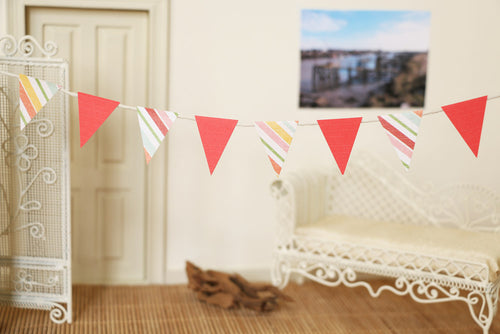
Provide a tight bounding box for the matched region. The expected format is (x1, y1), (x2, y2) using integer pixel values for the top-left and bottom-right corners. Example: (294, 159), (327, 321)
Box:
(8, 0), (169, 283)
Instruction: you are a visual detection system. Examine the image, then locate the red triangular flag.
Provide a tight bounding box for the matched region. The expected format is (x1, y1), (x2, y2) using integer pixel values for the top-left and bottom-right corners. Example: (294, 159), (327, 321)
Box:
(195, 116), (238, 175)
(78, 92), (120, 147)
(318, 118), (362, 174)
(441, 96), (487, 157)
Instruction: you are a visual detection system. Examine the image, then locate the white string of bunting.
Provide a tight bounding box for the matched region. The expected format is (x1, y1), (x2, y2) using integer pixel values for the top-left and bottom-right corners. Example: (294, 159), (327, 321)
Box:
(1, 69), (499, 176)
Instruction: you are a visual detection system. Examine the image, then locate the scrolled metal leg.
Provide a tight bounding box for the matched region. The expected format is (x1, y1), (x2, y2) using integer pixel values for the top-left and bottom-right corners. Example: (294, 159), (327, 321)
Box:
(466, 289), (497, 334)
(49, 302), (70, 324)
(292, 274), (306, 285)
(271, 256), (291, 289)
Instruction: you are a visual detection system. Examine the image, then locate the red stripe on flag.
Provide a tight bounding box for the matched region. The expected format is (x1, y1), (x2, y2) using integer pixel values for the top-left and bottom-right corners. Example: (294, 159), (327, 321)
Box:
(387, 132), (413, 158)
(145, 108), (168, 136)
(378, 117), (415, 150)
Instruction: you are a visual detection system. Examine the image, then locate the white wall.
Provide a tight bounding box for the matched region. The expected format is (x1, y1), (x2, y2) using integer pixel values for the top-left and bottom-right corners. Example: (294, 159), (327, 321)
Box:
(0, 0), (7, 37)
(165, 0), (500, 282)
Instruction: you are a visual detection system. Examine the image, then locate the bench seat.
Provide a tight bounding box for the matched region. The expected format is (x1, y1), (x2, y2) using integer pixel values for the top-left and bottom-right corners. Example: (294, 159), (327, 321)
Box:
(295, 215), (500, 282)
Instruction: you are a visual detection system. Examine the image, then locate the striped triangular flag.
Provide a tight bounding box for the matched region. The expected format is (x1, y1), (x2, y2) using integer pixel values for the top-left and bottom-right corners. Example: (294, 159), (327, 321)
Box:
(137, 107), (178, 163)
(378, 110), (423, 170)
(254, 121), (298, 176)
(19, 74), (60, 130)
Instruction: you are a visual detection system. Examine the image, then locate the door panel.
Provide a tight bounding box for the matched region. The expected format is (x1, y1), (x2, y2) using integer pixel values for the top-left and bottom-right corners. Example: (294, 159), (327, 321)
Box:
(27, 7), (149, 283)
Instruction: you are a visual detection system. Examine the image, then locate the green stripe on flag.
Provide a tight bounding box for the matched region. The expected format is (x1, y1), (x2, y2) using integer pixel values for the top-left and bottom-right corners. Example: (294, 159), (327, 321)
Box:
(137, 109), (161, 143)
(389, 114), (417, 136)
(260, 138), (284, 163)
(35, 78), (49, 102)
(20, 111), (28, 126)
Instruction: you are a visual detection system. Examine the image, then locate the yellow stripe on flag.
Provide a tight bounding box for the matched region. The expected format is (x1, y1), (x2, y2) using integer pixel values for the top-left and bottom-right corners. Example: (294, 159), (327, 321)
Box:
(19, 74), (42, 111)
(267, 121), (292, 144)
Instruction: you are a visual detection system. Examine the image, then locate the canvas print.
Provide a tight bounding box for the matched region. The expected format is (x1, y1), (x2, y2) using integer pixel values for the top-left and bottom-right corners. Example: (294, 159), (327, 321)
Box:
(300, 10), (431, 108)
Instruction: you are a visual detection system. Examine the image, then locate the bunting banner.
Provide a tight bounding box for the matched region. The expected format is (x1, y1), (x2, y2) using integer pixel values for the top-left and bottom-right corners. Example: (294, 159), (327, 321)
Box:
(317, 118), (362, 175)
(137, 106), (178, 163)
(378, 110), (423, 170)
(195, 116), (238, 175)
(441, 96), (487, 157)
(19, 74), (60, 130)
(78, 92), (120, 147)
(254, 121), (298, 176)
(2, 68), (496, 176)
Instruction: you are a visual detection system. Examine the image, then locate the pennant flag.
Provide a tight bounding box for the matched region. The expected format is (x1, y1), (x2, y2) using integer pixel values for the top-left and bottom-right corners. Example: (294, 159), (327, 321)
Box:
(317, 118), (362, 175)
(19, 74), (60, 130)
(195, 116), (238, 175)
(137, 107), (178, 163)
(254, 121), (298, 176)
(378, 111), (423, 170)
(78, 92), (120, 147)
(441, 96), (487, 157)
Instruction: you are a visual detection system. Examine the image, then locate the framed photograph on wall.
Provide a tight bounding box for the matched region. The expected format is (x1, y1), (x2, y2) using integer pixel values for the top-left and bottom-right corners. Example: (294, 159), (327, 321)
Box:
(299, 10), (431, 108)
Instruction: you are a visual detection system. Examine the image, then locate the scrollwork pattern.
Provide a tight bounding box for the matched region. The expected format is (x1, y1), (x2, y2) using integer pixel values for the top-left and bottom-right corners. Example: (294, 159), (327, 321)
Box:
(13, 270), (58, 292)
(30, 119), (54, 138)
(1, 35), (58, 58)
(274, 257), (497, 333)
(0, 35), (17, 57)
(2, 134), (38, 171)
(21, 167), (57, 196)
(15, 222), (45, 239)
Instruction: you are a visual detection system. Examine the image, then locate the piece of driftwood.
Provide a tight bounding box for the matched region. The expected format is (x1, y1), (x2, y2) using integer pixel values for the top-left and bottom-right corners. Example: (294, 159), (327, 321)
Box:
(186, 261), (293, 312)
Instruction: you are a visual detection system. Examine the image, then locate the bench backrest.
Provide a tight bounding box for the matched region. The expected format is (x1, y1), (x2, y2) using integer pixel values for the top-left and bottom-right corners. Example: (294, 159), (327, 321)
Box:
(324, 152), (500, 232)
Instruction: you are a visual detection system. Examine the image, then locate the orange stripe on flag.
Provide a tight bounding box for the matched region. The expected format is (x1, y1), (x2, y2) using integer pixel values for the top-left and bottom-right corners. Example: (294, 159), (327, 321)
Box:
(144, 148), (152, 164)
(269, 157), (282, 175)
(19, 74), (42, 111)
(19, 84), (37, 118)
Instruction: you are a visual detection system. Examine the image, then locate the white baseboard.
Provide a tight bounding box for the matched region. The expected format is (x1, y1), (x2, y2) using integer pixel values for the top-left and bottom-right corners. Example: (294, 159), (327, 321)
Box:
(166, 266), (271, 285)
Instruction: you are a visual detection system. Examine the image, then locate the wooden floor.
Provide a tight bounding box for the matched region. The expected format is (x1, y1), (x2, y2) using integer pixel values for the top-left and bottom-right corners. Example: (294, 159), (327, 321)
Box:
(1, 281), (499, 333)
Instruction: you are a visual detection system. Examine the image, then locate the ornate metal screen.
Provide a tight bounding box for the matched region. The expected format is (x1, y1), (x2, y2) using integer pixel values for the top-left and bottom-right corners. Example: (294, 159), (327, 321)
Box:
(0, 36), (71, 323)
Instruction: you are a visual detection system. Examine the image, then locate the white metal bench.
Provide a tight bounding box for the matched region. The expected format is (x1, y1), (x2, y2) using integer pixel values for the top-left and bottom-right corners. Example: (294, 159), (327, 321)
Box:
(270, 153), (500, 333)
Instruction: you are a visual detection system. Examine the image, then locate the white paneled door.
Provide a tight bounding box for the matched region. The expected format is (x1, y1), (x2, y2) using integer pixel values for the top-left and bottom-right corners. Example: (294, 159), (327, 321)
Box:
(27, 7), (149, 283)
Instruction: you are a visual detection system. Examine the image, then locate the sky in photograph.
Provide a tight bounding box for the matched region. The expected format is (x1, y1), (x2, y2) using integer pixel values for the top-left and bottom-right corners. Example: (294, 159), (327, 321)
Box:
(301, 10), (431, 52)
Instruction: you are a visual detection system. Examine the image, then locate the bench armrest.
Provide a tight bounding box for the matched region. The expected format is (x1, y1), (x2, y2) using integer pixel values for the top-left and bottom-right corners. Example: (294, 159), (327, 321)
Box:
(270, 171), (328, 245)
